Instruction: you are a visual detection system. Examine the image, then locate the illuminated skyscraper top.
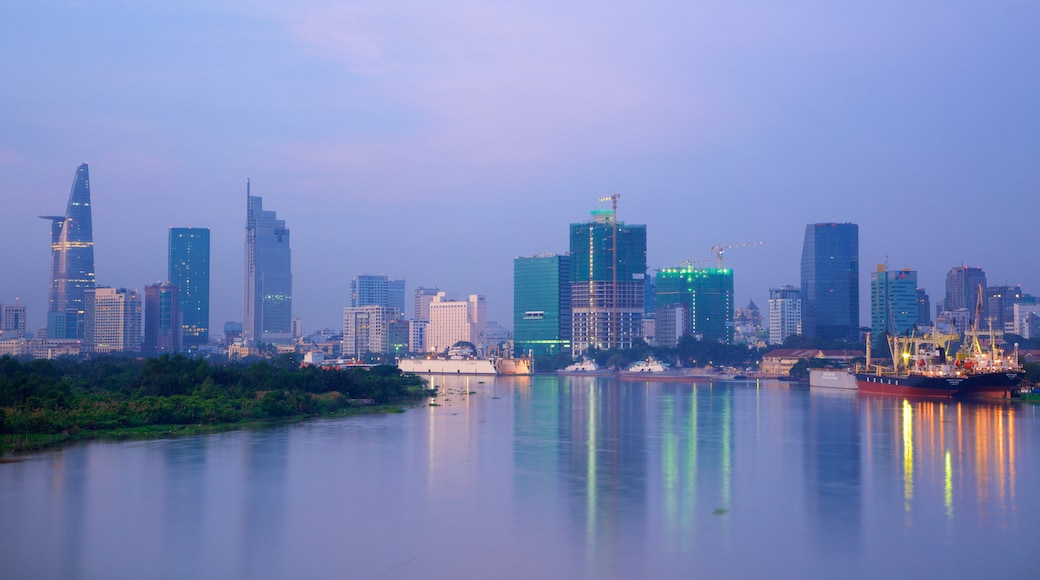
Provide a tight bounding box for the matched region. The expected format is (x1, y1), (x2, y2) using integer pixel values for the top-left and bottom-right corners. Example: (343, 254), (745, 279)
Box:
(243, 181), (293, 345)
(41, 163), (96, 340)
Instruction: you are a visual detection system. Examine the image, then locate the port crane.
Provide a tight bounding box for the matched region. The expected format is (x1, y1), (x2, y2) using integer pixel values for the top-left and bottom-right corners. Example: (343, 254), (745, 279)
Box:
(709, 241), (763, 269)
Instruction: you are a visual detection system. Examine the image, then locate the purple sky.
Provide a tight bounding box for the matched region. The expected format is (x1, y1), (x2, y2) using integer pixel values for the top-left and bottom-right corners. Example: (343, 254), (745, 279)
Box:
(2, 1), (1038, 335)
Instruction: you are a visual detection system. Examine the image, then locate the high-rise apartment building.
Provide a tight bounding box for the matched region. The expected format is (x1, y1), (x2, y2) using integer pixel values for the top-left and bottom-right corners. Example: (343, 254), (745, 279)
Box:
(427, 293), (486, 353)
(144, 282), (181, 355)
(569, 209), (646, 355)
(870, 266), (918, 338)
(351, 275), (406, 317)
(943, 266), (986, 323)
(168, 227), (210, 346)
(655, 266), (734, 344)
(984, 285), (1022, 331)
(342, 305), (395, 359)
(800, 223), (859, 340)
(85, 287), (142, 354)
(514, 254), (571, 357)
(413, 287), (440, 321)
(0, 301), (27, 339)
(244, 184), (292, 345)
(42, 163), (96, 340)
(768, 285), (802, 345)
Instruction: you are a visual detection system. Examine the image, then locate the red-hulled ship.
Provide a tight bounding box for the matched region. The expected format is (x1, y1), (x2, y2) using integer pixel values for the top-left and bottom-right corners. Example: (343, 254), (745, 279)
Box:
(855, 329), (1024, 399)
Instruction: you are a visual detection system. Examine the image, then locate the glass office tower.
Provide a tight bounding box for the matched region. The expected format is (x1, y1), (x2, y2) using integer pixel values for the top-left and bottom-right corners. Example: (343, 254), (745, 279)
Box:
(800, 223), (859, 341)
(42, 163), (96, 340)
(655, 267), (734, 344)
(169, 227), (210, 346)
(244, 184), (293, 345)
(514, 254), (571, 357)
(870, 266), (918, 338)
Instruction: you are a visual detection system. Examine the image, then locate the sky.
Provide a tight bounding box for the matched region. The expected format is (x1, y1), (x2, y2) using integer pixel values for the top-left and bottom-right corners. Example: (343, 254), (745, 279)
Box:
(2, 0), (1038, 336)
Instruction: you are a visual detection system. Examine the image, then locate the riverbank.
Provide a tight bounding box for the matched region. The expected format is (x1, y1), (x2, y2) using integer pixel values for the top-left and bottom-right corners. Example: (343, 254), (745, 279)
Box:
(1, 402), (416, 455)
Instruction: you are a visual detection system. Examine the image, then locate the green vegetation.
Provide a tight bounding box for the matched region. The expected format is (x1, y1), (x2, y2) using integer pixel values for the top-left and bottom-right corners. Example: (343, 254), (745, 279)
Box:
(0, 355), (433, 453)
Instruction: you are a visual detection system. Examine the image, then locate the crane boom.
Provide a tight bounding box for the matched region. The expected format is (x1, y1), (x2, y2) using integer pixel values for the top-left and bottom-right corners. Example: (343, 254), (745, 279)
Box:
(709, 241), (763, 268)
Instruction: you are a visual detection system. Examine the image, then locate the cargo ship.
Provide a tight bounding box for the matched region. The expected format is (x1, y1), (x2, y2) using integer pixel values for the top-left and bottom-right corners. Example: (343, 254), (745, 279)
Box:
(854, 329), (1023, 398)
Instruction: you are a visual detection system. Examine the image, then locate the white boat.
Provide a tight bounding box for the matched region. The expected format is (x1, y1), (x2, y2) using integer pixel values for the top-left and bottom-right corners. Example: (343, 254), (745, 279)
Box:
(557, 358), (614, 376)
(809, 368), (858, 390)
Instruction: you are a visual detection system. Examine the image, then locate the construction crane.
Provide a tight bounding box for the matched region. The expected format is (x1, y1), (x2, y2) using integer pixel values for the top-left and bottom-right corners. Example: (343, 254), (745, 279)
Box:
(598, 194), (621, 349)
(709, 241), (763, 269)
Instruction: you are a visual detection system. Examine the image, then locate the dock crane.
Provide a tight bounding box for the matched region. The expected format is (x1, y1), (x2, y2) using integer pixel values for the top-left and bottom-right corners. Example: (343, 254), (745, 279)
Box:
(709, 241), (763, 269)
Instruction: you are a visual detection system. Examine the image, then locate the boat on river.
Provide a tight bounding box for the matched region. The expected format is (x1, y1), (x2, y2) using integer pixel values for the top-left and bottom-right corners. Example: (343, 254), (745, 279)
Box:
(854, 328), (1023, 398)
(557, 358), (614, 376)
(616, 357), (734, 382)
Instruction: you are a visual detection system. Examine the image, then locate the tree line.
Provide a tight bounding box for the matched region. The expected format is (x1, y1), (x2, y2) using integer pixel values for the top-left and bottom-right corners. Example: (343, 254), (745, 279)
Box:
(0, 354), (432, 444)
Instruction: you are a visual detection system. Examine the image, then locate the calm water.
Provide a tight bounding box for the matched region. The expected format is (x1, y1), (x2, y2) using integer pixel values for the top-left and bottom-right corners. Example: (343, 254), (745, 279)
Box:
(2, 376), (1039, 579)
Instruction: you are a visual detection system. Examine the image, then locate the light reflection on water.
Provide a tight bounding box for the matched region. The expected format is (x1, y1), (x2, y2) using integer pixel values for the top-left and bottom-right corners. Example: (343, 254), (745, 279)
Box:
(2, 377), (1039, 579)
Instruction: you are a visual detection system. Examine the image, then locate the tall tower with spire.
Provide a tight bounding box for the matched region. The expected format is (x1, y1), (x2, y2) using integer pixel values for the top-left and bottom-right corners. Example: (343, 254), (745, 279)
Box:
(41, 163), (96, 340)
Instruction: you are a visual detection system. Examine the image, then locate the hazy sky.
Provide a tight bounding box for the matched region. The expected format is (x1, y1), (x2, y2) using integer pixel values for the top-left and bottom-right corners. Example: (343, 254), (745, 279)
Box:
(2, 1), (1038, 335)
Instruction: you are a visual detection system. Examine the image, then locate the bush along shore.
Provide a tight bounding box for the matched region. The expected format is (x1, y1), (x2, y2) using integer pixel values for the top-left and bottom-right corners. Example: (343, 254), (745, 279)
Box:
(0, 354), (434, 454)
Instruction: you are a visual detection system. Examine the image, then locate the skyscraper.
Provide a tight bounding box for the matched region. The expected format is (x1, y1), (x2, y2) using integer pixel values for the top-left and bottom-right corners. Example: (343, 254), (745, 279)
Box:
(351, 275), (406, 317)
(144, 282), (181, 354)
(768, 285), (802, 345)
(168, 227), (210, 346)
(514, 254), (572, 357)
(42, 163), (96, 340)
(84, 287), (141, 354)
(413, 287), (441, 321)
(870, 266), (918, 338)
(244, 183), (293, 345)
(0, 301), (27, 339)
(655, 266), (735, 344)
(944, 266), (987, 323)
(569, 209), (646, 355)
(800, 223), (859, 341)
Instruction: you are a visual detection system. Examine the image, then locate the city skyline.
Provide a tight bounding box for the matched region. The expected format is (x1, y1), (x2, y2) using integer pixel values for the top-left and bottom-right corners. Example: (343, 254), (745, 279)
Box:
(2, 2), (1039, 334)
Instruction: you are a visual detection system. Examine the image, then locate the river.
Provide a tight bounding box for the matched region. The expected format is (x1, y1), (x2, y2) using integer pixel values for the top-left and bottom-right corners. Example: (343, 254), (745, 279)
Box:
(2, 376), (1039, 579)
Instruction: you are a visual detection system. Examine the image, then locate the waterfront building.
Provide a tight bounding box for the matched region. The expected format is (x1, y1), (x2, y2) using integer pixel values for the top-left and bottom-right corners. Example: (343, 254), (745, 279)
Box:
(168, 227), (210, 346)
(768, 285), (802, 345)
(85, 287), (142, 354)
(916, 288), (931, 327)
(144, 282), (181, 355)
(342, 305), (395, 360)
(569, 209), (646, 355)
(0, 301), (27, 339)
(513, 254), (571, 357)
(350, 275), (406, 318)
(413, 287), (440, 321)
(655, 266), (734, 344)
(870, 266), (918, 338)
(1013, 303), (1040, 338)
(243, 184), (293, 345)
(943, 266), (986, 324)
(800, 222), (859, 340)
(42, 163), (96, 340)
(427, 293), (486, 353)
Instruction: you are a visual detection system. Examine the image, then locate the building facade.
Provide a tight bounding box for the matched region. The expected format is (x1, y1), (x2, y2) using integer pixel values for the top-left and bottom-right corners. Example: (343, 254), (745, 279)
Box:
(42, 163), (96, 340)
(144, 282), (181, 355)
(85, 287), (142, 354)
(943, 266), (986, 324)
(168, 227), (210, 346)
(351, 275), (406, 317)
(342, 305), (395, 360)
(427, 293), (486, 353)
(0, 302), (27, 339)
(569, 210), (646, 355)
(513, 254), (571, 357)
(768, 285), (802, 345)
(413, 287), (440, 322)
(984, 285), (1022, 332)
(870, 266), (918, 338)
(655, 266), (734, 344)
(916, 288), (931, 327)
(244, 184), (293, 345)
(800, 222), (859, 340)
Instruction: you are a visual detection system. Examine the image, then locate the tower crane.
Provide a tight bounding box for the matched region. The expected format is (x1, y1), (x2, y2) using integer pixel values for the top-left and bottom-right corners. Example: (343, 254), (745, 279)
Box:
(709, 241), (763, 269)
(598, 194), (621, 349)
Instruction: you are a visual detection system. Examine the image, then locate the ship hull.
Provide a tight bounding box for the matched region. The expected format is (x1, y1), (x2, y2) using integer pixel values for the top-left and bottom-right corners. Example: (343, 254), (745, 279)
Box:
(855, 371), (1023, 398)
